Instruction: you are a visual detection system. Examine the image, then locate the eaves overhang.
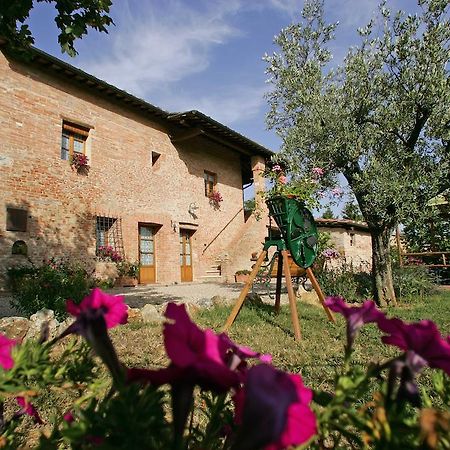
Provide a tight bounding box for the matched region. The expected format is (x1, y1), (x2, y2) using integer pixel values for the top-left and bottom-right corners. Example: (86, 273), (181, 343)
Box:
(1, 44), (274, 159)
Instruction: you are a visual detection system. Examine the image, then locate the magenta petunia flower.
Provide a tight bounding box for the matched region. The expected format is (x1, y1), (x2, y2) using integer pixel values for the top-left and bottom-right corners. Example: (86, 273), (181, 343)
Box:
(16, 397), (43, 424)
(0, 334), (17, 370)
(377, 317), (450, 376)
(66, 288), (127, 329)
(128, 303), (267, 392)
(217, 333), (272, 371)
(324, 297), (385, 348)
(233, 364), (317, 450)
(60, 289), (126, 385)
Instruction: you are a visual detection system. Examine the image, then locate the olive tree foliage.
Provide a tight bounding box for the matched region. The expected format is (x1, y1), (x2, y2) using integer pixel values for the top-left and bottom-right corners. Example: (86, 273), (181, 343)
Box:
(0, 0), (113, 56)
(342, 201), (364, 222)
(265, 0), (450, 306)
(403, 203), (450, 252)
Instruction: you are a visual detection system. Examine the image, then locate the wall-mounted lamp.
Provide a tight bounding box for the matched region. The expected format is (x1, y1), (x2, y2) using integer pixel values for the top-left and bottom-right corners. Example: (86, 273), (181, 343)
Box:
(188, 202), (199, 219)
(171, 220), (179, 233)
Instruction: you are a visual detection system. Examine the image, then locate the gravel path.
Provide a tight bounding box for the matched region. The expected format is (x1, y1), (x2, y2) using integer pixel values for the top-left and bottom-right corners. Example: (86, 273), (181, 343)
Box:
(107, 281), (292, 309)
(0, 281), (302, 318)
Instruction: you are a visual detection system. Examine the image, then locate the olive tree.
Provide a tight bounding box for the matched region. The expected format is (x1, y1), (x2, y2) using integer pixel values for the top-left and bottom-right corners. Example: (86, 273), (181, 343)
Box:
(0, 0), (113, 56)
(265, 0), (450, 306)
(342, 201), (364, 222)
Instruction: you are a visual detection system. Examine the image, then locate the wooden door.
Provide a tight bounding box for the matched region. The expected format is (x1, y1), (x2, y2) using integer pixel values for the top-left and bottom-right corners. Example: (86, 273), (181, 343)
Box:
(180, 230), (193, 282)
(139, 225), (156, 284)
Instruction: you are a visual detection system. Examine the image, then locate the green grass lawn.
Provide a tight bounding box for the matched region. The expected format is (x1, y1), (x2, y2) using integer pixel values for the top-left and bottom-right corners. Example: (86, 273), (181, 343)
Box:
(112, 291), (450, 392)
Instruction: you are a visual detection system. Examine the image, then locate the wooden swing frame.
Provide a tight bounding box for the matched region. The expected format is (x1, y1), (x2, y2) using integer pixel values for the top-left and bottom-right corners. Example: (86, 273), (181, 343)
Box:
(223, 246), (335, 341)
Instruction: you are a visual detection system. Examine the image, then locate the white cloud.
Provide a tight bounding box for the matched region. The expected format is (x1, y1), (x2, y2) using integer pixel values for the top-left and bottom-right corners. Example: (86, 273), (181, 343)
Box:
(77, 0), (242, 96)
(266, 0), (302, 18)
(326, 0), (380, 28)
(158, 85), (267, 125)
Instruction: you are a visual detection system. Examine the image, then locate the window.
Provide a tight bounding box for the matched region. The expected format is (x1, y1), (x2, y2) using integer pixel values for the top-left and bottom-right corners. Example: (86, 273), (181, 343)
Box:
(204, 170), (217, 197)
(151, 151), (161, 167)
(61, 121), (89, 161)
(12, 240), (27, 256)
(6, 208), (27, 232)
(95, 216), (124, 259)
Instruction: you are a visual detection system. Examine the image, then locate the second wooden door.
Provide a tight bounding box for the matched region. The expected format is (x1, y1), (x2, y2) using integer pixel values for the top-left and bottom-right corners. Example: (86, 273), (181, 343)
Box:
(180, 230), (193, 282)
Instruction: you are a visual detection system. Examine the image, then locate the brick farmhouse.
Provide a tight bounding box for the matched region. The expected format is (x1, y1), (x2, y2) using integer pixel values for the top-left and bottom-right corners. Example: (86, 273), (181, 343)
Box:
(0, 45), (271, 286)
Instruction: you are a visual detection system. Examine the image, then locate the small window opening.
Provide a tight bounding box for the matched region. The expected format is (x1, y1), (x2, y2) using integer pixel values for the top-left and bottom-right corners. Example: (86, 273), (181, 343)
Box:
(6, 208), (28, 232)
(204, 170), (217, 197)
(12, 240), (27, 256)
(151, 151), (161, 167)
(350, 232), (355, 247)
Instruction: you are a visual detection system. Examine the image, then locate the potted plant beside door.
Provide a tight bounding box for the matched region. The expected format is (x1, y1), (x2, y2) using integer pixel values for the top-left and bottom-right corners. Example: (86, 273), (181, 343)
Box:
(234, 269), (251, 283)
(115, 261), (139, 287)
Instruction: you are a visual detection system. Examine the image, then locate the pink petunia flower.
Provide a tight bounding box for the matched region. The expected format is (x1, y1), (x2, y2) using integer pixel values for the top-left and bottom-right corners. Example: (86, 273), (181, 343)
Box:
(278, 175), (287, 185)
(377, 317), (450, 376)
(0, 334), (17, 370)
(66, 288), (127, 329)
(324, 297), (385, 348)
(233, 364), (317, 450)
(312, 167), (324, 177)
(16, 397), (43, 424)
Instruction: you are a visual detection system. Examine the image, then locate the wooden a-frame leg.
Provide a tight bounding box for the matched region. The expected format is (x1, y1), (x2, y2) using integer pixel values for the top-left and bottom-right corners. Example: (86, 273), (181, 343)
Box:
(274, 252), (283, 314)
(223, 250), (267, 332)
(282, 250), (302, 341)
(305, 267), (336, 323)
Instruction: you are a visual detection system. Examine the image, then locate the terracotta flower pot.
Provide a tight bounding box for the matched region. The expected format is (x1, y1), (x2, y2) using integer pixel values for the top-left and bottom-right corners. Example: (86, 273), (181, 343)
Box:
(115, 276), (138, 287)
(235, 273), (250, 283)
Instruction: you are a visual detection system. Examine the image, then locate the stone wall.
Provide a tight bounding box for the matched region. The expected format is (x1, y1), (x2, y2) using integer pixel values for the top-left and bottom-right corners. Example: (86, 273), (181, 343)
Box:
(318, 224), (372, 270)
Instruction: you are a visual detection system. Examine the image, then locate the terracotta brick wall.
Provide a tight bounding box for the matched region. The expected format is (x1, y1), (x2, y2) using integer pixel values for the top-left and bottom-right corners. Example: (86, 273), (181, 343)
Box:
(0, 51), (266, 286)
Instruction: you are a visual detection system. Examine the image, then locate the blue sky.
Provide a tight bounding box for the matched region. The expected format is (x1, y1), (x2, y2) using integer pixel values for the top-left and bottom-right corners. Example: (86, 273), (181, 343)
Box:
(28, 0), (418, 211)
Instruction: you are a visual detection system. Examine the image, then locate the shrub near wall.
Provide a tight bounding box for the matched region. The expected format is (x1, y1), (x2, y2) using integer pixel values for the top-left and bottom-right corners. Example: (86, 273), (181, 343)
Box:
(7, 259), (92, 320)
(317, 259), (372, 303)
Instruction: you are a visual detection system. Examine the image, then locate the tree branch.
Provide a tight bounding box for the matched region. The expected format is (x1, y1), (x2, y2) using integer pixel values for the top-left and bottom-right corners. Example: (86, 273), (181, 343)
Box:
(360, 117), (407, 146)
(406, 105), (431, 150)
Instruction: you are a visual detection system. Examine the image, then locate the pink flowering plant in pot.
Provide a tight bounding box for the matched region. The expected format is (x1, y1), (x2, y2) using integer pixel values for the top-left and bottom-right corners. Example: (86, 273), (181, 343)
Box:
(0, 287), (449, 448)
(260, 160), (340, 211)
(209, 190), (223, 210)
(70, 153), (90, 173)
(96, 245), (122, 262)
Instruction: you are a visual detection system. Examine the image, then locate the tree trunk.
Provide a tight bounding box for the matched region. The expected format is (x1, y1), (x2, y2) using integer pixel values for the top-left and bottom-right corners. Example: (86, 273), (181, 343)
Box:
(370, 226), (397, 307)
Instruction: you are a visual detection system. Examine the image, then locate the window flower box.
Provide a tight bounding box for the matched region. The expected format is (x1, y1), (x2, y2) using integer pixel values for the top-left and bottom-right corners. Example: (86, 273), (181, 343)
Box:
(70, 153), (90, 174)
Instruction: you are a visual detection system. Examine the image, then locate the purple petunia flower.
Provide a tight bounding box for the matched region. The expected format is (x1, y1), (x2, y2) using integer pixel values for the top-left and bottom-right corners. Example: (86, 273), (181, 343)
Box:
(233, 364), (317, 450)
(324, 297), (385, 348)
(377, 317), (450, 376)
